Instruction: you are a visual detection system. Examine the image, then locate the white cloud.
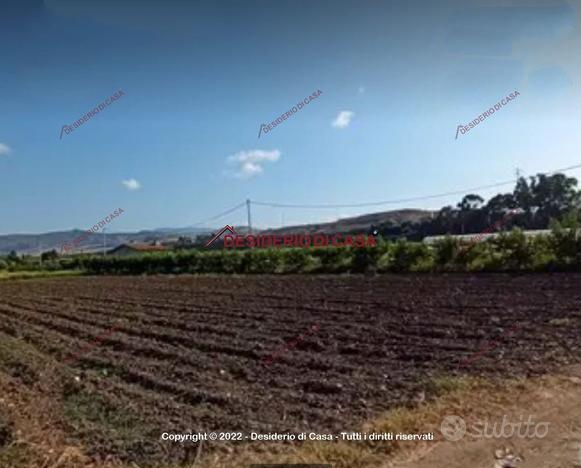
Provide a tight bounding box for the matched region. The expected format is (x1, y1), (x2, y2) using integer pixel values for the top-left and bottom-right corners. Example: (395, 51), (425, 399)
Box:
(332, 110), (354, 128)
(122, 178), (141, 190)
(0, 143), (12, 156)
(227, 149), (281, 178)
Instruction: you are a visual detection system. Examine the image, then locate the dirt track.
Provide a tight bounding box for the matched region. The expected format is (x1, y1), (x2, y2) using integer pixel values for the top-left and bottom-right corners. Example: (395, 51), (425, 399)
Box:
(0, 274), (580, 465)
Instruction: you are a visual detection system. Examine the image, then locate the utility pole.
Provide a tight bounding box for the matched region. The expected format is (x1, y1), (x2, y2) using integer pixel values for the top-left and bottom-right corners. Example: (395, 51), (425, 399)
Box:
(103, 228), (107, 256)
(246, 199), (252, 234)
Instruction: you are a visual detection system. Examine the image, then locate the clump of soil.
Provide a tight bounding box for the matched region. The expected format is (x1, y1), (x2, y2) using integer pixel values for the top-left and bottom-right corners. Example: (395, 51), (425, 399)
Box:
(0, 413), (13, 447)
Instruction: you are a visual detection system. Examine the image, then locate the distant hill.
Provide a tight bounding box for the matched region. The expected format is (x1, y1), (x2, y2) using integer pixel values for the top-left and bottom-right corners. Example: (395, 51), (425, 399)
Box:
(0, 227), (212, 255)
(261, 209), (435, 235)
(0, 210), (435, 255)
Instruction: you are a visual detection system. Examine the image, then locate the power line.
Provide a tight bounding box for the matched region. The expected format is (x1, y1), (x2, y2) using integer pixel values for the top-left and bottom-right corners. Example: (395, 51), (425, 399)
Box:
(252, 162), (581, 209)
(191, 201), (246, 227)
(191, 162), (581, 227)
(546, 163), (581, 176)
(253, 179), (515, 209)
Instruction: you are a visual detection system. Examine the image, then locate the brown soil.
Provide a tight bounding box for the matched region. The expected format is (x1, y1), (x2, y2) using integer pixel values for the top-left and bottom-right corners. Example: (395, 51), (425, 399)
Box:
(0, 274), (580, 466)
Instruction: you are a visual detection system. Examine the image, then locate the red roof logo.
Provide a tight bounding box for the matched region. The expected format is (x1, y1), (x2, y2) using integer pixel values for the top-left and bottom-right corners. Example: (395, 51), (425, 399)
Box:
(205, 225), (238, 247)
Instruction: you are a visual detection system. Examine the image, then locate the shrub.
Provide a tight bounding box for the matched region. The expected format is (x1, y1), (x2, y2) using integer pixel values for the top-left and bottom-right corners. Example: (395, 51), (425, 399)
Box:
(384, 241), (433, 272)
(175, 251), (198, 273)
(220, 250), (245, 274)
(527, 235), (554, 271)
(409, 254), (435, 272)
(548, 224), (581, 270)
(309, 247), (352, 273)
(246, 249), (280, 274)
(433, 236), (464, 271)
(277, 248), (314, 274)
(350, 246), (379, 273)
(467, 250), (504, 272)
(490, 229), (536, 270)
(376, 252), (392, 273)
(196, 251), (223, 274)
(434, 236), (459, 263)
(70, 232), (577, 276)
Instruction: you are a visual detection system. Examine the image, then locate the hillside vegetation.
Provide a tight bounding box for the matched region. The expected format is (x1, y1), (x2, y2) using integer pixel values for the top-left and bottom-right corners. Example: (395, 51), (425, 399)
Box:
(0, 223), (576, 277)
(2, 172), (580, 276)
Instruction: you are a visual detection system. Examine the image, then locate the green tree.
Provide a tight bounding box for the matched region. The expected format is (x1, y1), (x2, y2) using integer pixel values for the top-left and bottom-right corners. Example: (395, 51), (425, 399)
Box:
(457, 194), (484, 234)
(513, 176), (534, 213)
(7, 250), (19, 263)
(529, 174), (579, 227)
(486, 193), (517, 217)
(41, 249), (59, 262)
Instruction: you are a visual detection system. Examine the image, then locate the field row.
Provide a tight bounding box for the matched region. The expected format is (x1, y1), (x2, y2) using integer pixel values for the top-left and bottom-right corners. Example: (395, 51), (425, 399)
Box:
(1, 274), (580, 464)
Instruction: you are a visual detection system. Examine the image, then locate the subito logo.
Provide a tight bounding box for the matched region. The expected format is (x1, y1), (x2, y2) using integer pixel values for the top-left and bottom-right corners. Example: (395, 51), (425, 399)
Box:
(440, 415), (466, 441)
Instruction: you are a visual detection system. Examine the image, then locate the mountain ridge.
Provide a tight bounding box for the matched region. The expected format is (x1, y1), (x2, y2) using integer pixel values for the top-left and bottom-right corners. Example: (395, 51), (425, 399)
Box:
(0, 209), (435, 254)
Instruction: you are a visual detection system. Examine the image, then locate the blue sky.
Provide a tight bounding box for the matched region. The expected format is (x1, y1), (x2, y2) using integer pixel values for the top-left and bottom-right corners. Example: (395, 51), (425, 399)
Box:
(1, 0), (580, 234)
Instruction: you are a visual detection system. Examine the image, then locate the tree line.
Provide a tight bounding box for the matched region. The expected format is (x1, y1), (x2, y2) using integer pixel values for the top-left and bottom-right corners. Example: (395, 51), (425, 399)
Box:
(372, 173), (580, 240)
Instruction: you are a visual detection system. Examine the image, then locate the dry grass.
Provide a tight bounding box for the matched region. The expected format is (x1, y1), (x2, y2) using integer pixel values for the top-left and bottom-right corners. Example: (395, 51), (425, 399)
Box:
(0, 270), (82, 281)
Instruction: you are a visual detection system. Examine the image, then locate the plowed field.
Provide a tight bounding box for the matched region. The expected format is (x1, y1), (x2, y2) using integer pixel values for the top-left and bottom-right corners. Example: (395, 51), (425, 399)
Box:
(0, 274), (580, 465)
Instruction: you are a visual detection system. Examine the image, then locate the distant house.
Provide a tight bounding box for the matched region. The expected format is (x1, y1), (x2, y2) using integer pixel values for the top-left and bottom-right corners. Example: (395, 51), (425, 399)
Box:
(174, 236), (194, 249)
(107, 241), (167, 257)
